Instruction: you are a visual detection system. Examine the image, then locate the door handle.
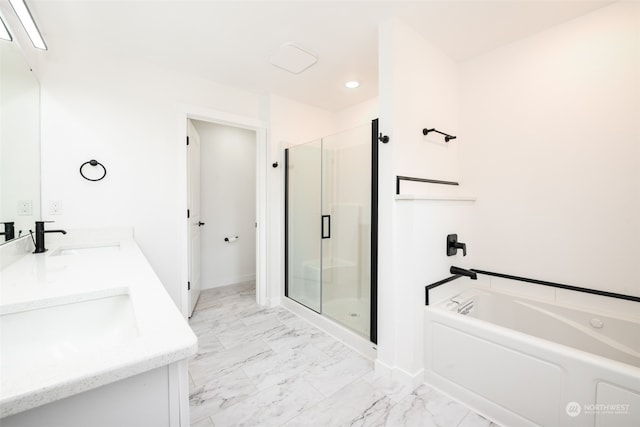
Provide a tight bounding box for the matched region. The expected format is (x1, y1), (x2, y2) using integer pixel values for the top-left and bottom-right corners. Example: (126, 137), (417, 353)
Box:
(321, 215), (331, 239)
(198, 221), (205, 227)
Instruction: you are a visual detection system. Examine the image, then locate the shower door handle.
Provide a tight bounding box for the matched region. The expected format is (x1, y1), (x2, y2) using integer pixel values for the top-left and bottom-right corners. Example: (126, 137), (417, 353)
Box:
(321, 215), (331, 239)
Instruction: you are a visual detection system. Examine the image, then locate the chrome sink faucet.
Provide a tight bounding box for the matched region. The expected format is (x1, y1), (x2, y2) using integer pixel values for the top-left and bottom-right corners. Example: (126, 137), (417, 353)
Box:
(33, 221), (67, 253)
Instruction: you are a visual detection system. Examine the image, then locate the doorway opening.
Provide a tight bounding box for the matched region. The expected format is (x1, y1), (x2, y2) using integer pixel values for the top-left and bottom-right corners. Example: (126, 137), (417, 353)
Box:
(182, 109), (268, 318)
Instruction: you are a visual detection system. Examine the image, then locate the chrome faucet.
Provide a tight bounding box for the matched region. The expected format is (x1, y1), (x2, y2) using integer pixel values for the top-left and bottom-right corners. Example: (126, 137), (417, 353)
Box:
(450, 266), (477, 280)
(33, 221), (67, 253)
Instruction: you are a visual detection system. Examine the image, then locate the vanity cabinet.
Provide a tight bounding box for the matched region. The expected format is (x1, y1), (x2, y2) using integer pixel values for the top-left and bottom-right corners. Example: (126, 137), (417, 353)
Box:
(2, 363), (183, 427)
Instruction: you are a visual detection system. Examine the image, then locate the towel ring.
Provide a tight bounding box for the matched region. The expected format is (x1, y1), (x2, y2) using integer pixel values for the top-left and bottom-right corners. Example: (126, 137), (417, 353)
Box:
(80, 159), (107, 181)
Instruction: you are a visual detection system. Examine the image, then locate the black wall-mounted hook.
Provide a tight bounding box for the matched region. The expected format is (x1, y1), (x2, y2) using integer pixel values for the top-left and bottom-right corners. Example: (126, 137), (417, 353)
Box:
(423, 128), (457, 143)
(378, 133), (389, 143)
(272, 161), (279, 168)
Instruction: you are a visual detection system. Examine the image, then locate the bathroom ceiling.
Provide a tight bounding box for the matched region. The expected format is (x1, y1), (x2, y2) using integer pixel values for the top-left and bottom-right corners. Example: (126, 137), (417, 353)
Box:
(24, 0), (613, 111)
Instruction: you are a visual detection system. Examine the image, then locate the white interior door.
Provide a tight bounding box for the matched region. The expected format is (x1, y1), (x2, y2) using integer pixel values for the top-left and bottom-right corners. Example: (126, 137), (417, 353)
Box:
(187, 119), (202, 317)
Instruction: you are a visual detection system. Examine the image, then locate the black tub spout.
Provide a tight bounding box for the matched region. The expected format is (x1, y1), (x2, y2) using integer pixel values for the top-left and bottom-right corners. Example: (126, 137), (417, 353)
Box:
(450, 266), (477, 280)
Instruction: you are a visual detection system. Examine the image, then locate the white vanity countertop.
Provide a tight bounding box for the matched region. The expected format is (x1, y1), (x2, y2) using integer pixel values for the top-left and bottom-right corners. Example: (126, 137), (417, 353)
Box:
(0, 229), (198, 418)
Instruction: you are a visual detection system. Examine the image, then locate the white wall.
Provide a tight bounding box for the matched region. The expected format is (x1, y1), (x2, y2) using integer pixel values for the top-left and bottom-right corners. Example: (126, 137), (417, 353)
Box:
(39, 59), (264, 306)
(333, 97), (378, 134)
(194, 121), (256, 289)
(460, 1), (640, 297)
(377, 18), (467, 381)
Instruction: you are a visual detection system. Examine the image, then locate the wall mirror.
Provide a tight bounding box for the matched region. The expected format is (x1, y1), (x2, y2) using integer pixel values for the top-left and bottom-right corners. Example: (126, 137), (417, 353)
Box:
(0, 40), (41, 245)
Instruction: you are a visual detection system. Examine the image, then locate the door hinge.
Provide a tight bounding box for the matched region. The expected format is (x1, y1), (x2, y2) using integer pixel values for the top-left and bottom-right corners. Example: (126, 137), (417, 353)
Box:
(187, 209), (190, 218)
(186, 136), (190, 146)
(188, 281), (191, 290)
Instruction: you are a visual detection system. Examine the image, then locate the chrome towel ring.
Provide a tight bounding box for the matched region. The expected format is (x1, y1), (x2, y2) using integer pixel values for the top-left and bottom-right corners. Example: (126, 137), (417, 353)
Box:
(80, 159), (107, 181)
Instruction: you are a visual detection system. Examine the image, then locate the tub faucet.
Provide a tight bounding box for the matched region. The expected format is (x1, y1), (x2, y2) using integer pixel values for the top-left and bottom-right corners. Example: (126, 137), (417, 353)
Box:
(33, 221), (67, 253)
(450, 266), (477, 280)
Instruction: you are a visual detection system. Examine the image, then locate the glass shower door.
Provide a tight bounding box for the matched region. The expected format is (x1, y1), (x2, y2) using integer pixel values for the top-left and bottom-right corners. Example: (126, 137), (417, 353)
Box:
(321, 124), (371, 338)
(286, 121), (376, 341)
(286, 139), (322, 312)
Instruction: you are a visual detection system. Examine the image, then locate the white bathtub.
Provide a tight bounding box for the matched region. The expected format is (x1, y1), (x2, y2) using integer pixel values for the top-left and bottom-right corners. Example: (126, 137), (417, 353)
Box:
(424, 287), (640, 427)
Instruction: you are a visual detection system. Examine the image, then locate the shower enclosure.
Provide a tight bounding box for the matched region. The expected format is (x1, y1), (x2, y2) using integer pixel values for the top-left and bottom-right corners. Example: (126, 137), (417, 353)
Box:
(285, 120), (378, 343)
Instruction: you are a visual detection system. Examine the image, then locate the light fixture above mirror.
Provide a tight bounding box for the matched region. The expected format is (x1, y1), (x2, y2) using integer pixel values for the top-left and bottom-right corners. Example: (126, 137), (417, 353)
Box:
(0, 16), (12, 41)
(9, 0), (46, 50)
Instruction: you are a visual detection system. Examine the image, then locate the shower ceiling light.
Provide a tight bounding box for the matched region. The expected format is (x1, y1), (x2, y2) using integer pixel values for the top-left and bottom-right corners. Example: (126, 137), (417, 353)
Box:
(9, 0), (46, 50)
(345, 81), (360, 89)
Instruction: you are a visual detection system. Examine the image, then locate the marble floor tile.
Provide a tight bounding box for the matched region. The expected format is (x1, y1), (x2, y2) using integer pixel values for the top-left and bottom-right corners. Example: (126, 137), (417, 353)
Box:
(190, 368), (257, 424)
(189, 339), (273, 387)
(193, 293), (256, 317)
(240, 306), (281, 326)
(264, 317), (340, 355)
(215, 316), (287, 349)
(241, 345), (328, 391)
(189, 332), (226, 361)
(302, 351), (373, 397)
(361, 371), (414, 404)
(190, 417), (214, 427)
(285, 379), (392, 427)
(189, 308), (242, 333)
(275, 307), (298, 324)
(188, 283), (499, 427)
(374, 384), (471, 427)
(210, 376), (324, 427)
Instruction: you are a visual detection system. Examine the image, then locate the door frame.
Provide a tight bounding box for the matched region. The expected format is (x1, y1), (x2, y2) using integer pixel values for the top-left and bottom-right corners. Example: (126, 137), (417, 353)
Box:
(178, 105), (268, 317)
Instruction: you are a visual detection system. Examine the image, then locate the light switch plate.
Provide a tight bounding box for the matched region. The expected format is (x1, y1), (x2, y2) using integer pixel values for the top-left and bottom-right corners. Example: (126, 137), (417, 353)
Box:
(17, 200), (32, 216)
(49, 200), (63, 215)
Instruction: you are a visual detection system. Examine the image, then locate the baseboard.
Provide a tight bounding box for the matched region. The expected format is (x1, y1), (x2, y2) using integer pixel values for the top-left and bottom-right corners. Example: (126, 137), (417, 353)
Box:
(267, 297), (281, 308)
(203, 274), (256, 290)
(375, 359), (425, 389)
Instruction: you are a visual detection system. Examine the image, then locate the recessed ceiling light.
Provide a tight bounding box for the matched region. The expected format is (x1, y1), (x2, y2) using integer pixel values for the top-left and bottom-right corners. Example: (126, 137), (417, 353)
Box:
(0, 16), (12, 41)
(345, 81), (360, 89)
(9, 0), (46, 50)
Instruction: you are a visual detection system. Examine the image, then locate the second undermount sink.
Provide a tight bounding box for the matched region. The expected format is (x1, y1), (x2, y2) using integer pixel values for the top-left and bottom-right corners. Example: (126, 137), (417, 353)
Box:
(50, 243), (121, 257)
(0, 292), (138, 384)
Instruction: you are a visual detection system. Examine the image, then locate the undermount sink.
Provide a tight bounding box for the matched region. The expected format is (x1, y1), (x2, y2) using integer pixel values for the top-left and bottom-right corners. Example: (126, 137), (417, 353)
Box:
(50, 243), (121, 257)
(0, 292), (138, 384)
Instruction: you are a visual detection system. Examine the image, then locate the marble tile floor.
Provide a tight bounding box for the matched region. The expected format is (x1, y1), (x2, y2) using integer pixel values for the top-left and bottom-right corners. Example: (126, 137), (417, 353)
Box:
(188, 282), (499, 427)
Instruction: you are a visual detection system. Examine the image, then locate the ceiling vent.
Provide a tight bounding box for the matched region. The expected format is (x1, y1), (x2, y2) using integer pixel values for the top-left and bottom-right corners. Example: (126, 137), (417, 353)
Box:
(270, 43), (317, 74)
